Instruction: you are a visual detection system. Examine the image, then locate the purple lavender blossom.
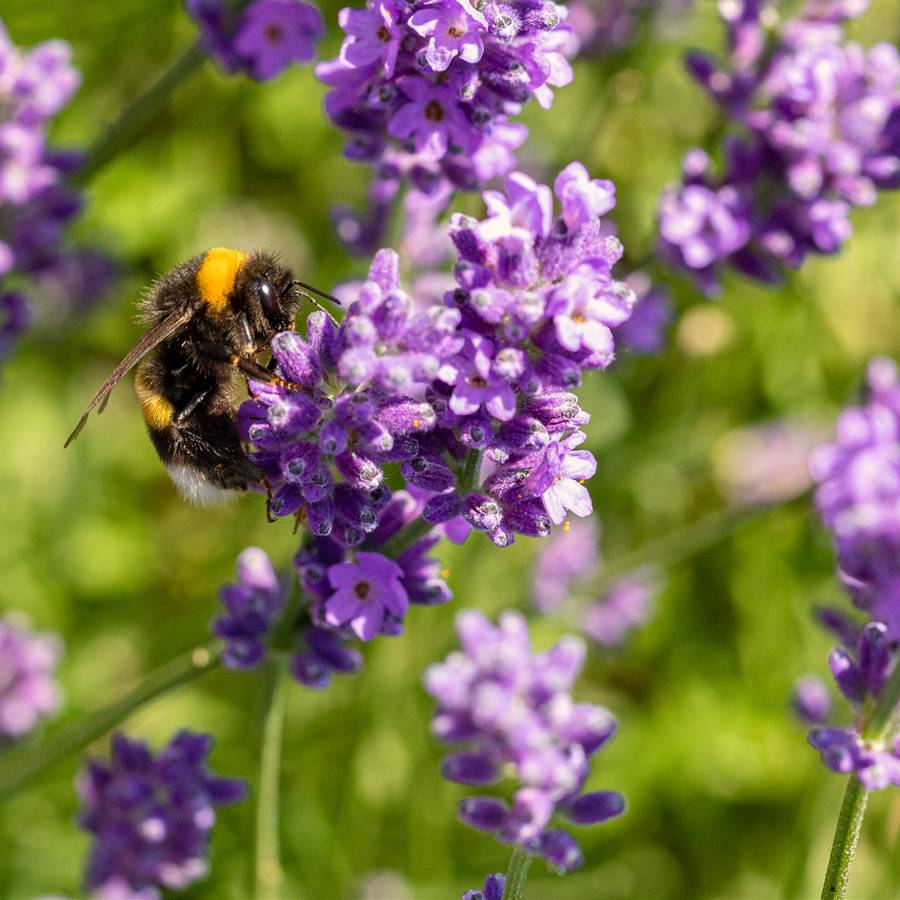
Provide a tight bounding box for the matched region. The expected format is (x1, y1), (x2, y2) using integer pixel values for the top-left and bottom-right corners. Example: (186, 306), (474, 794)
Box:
(792, 675), (832, 725)
(660, 2), (899, 292)
(532, 518), (600, 613)
(240, 165), (633, 549)
(426, 610), (624, 871)
(582, 572), (656, 648)
(808, 623), (900, 788)
(0, 615), (63, 743)
(317, 0), (576, 250)
(0, 21), (113, 362)
(809, 358), (900, 634)
(463, 873), (505, 900)
(213, 547), (284, 669)
(77, 731), (247, 896)
(185, 0), (323, 80)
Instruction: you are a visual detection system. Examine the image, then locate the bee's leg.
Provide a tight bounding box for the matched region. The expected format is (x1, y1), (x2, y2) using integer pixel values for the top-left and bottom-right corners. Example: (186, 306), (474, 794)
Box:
(193, 342), (299, 391)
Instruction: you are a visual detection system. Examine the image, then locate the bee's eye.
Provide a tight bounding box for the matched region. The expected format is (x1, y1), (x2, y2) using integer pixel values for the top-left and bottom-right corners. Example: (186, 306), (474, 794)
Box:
(253, 278), (279, 319)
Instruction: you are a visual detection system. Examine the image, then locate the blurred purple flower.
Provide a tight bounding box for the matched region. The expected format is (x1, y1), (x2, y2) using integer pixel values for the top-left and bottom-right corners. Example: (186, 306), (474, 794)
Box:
(566, 0), (693, 57)
(78, 731), (246, 896)
(532, 517), (600, 613)
(612, 272), (672, 355)
(810, 358), (900, 634)
(186, 0), (323, 80)
(426, 610), (624, 871)
(792, 675), (832, 725)
(583, 572), (657, 647)
(0, 614), (62, 743)
(660, 2), (899, 292)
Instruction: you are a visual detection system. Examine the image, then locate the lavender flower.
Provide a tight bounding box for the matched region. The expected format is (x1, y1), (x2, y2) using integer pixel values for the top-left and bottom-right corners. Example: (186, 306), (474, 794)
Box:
(426, 610), (624, 872)
(659, 2), (899, 293)
(808, 623), (900, 789)
(463, 873), (505, 900)
(809, 358), (900, 634)
(317, 0), (575, 251)
(77, 731), (247, 896)
(0, 20), (113, 362)
(186, 0), (324, 80)
(240, 164), (633, 550)
(213, 547), (285, 669)
(0, 614), (63, 743)
(532, 518), (599, 614)
(566, 0), (693, 57)
(792, 675), (832, 725)
(582, 572), (656, 648)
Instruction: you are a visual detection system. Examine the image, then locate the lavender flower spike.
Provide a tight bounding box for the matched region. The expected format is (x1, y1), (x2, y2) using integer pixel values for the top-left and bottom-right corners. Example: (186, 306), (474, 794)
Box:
(78, 730), (247, 897)
(426, 610), (624, 871)
(0, 614), (63, 743)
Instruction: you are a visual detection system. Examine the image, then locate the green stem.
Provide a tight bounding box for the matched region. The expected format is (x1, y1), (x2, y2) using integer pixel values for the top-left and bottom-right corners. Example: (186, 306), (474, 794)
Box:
(71, 44), (206, 186)
(376, 517), (435, 559)
(820, 778), (868, 900)
(818, 646), (900, 899)
(458, 448), (482, 494)
(254, 660), (288, 900)
(0, 641), (220, 802)
(501, 847), (533, 900)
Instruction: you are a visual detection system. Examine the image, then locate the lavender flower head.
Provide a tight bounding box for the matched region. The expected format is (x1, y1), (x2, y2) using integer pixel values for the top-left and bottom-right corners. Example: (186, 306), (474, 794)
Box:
(659, 1), (900, 293)
(186, 0), (324, 80)
(426, 610), (624, 872)
(317, 0), (576, 251)
(0, 614), (63, 743)
(240, 163), (633, 550)
(809, 358), (900, 635)
(808, 622), (900, 789)
(0, 20), (117, 361)
(77, 731), (247, 897)
(792, 674), (831, 725)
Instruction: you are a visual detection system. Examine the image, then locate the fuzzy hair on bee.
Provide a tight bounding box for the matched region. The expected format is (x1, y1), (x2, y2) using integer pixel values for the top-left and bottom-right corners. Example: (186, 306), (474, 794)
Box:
(65, 247), (340, 505)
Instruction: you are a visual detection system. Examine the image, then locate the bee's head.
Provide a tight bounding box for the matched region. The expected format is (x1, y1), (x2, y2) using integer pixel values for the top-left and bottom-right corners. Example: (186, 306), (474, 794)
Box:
(233, 252), (299, 348)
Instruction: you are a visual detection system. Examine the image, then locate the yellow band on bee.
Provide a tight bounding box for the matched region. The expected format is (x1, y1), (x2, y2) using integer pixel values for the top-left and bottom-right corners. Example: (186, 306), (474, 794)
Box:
(135, 366), (175, 429)
(197, 247), (248, 313)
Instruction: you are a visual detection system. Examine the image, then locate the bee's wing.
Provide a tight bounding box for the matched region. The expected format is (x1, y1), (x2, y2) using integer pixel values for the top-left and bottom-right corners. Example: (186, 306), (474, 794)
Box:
(64, 305), (197, 447)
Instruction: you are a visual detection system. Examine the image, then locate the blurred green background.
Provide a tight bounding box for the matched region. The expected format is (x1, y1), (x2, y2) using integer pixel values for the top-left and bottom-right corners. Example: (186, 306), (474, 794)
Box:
(2, 1), (900, 897)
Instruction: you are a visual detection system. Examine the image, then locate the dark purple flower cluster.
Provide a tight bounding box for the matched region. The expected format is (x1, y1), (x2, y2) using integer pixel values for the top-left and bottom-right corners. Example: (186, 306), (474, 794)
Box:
(612, 271), (672, 356)
(658, 1), (899, 294)
(809, 622), (900, 789)
(810, 358), (900, 635)
(213, 547), (285, 668)
(240, 164), (632, 551)
(186, 0), (324, 81)
(0, 614), (63, 743)
(77, 731), (246, 897)
(0, 19), (115, 362)
(463, 872), (505, 900)
(317, 0), (575, 251)
(426, 610), (624, 872)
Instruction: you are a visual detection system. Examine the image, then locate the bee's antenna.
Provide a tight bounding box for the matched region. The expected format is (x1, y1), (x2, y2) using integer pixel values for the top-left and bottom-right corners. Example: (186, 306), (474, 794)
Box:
(291, 279), (342, 307)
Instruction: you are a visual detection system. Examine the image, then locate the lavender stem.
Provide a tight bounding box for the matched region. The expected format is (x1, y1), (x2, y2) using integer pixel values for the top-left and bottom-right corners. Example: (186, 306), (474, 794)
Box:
(0, 641), (220, 801)
(254, 659), (288, 900)
(72, 43), (205, 185)
(819, 777), (867, 900)
(501, 847), (533, 900)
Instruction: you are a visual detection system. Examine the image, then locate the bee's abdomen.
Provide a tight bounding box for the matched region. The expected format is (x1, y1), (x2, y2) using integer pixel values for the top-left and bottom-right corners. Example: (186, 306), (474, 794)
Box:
(135, 360), (175, 431)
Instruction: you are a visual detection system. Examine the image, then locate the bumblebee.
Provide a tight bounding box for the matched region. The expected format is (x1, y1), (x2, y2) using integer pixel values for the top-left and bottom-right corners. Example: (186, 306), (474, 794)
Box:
(65, 247), (337, 505)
